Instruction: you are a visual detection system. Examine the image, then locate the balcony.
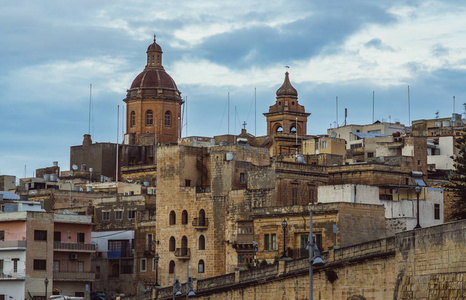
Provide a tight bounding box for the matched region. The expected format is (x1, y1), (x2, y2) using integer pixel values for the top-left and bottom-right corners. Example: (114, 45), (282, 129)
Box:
(174, 248), (190, 260)
(54, 271), (95, 281)
(0, 240), (26, 250)
(54, 241), (96, 252)
(0, 271), (26, 281)
(192, 218), (209, 229)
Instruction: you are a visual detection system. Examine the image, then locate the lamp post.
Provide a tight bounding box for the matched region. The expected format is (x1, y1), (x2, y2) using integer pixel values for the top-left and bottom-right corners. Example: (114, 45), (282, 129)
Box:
(307, 210), (324, 300)
(281, 219), (288, 258)
(44, 277), (49, 300)
(414, 185), (422, 229)
(154, 253), (160, 299)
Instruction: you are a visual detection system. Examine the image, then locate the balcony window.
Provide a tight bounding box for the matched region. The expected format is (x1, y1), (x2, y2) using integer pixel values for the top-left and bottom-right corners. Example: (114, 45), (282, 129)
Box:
(169, 260), (175, 274)
(77, 232), (85, 243)
(53, 260), (60, 272)
(13, 258), (19, 273)
(264, 234), (270, 251)
(271, 234), (277, 251)
(169, 211), (176, 225)
(169, 237), (175, 252)
(121, 259), (133, 274)
(54, 231), (61, 242)
(0, 230), (4, 241)
(182, 210), (188, 225)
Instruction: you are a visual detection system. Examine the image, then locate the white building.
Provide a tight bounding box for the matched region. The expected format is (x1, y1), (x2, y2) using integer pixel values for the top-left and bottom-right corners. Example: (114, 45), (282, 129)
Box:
(318, 184), (444, 235)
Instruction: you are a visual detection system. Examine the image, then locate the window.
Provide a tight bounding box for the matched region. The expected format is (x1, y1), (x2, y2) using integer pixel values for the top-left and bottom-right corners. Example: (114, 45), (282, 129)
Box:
(0, 230), (4, 241)
(322, 141), (327, 149)
(128, 210), (136, 219)
(169, 260), (175, 274)
(76, 261), (84, 273)
(146, 110), (154, 126)
(315, 234), (323, 251)
(0, 259), (3, 274)
(34, 230), (47, 241)
(290, 126), (297, 133)
(157, 55), (160, 64)
(367, 152), (374, 158)
(108, 240), (132, 257)
(121, 259), (133, 274)
(77, 232), (85, 243)
(309, 190), (315, 202)
(169, 237), (176, 252)
(146, 234), (153, 251)
(185, 179), (191, 187)
(140, 258), (147, 272)
(240, 173), (245, 184)
(33, 259), (46, 270)
(130, 111), (136, 127)
(271, 234), (277, 251)
(164, 111), (171, 126)
(169, 211), (176, 225)
(434, 204), (440, 220)
(115, 211), (123, 220)
(12, 258), (19, 273)
(264, 234), (270, 251)
(199, 209), (206, 226)
(292, 188), (298, 205)
(102, 211), (110, 221)
(182, 210), (188, 225)
(198, 260), (205, 273)
(199, 235), (205, 250)
(53, 260), (60, 272)
(276, 126), (283, 133)
(54, 231), (61, 242)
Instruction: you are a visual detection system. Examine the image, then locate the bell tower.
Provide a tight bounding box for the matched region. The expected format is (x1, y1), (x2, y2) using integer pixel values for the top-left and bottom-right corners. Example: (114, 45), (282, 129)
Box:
(123, 36), (183, 145)
(264, 72), (310, 135)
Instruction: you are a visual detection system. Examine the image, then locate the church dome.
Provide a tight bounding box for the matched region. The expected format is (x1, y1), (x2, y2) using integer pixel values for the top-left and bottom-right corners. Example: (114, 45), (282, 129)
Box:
(130, 69), (178, 90)
(276, 72), (298, 97)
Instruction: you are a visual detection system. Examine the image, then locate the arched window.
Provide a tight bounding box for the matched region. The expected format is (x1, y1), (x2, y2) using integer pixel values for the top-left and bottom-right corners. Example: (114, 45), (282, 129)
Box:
(198, 260), (205, 273)
(157, 55), (160, 64)
(165, 111), (171, 126)
(290, 126), (297, 133)
(199, 209), (206, 226)
(169, 260), (175, 274)
(276, 126), (283, 133)
(181, 236), (188, 256)
(146, 110), (153, 126)
(169, 236), (175, 252)
(182, 210), (188, 225)
(130, 111), (136, 127)
(169, 211), (176, 225)
(198, 235), (205, 250)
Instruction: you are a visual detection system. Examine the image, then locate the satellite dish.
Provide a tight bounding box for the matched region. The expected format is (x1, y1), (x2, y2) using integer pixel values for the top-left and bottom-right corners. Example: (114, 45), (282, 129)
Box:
(72, 164), (78, 171)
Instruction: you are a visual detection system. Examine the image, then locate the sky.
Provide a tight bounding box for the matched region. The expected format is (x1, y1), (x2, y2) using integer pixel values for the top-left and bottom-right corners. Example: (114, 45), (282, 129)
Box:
(1, 0), (466, 181)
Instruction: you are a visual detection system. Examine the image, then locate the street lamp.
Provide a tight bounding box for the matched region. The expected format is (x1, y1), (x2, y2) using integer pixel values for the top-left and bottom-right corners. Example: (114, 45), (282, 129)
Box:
(281, 219), (288, 258)
(155, 253), (160, 286)
(44, 277), (49, 300)
(307, 210), (324, 300)
(414, 185), (422, 229)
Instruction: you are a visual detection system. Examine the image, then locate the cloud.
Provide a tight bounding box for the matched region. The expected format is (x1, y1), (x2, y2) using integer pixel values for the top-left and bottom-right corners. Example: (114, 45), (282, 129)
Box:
(364, 38), (395, 51)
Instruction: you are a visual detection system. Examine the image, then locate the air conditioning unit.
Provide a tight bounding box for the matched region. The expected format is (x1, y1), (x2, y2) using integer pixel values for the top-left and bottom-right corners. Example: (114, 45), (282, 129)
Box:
(70, 254), (78, 260)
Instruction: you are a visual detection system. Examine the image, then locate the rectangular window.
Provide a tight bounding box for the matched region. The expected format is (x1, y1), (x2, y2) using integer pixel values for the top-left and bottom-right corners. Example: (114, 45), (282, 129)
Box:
(0, 230), (4, 241)
(140, 258), (147, 272)
(292, 188), (298, 205)
(34, 230), (47, 241)
(77, 232), (85, 243)
(434, 204), (440, 220)
(185, 179), (191, 187)
(128, 210), (136, 219)
(0, 259), (3, 273)
(33, 259), (46, 270)
(264, 234), (270, 251)
(315, 234), (323, 251)
(121, 259), (133, 274)
(315, 142), (318, 151)
(309, 190), (315, 202)
(102, 211), (110, 221)
(367, 152), (374, 158)
(115, 211), (123, 220)
(322, 141), (327, 149)
(54, 231), (61, 242)
(76, 261), (83, 273)
(146, 234), (153, 251)
(12, 258), (19, 273)
(240, 173), (245, 184)
(271, 234), (277, 251)
(53, 260), (60, 272)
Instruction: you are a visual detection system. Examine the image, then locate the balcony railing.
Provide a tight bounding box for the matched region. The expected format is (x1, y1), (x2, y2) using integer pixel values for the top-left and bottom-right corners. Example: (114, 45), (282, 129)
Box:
(174, 248), (190, 260)
(54, 241), (96, 252)
(0, 240), (26, 249)
(54, 271), (95, 281)
(235, 234), (254, 244)
(0, 272), (26, 280)
(287, 248), (309, 259)
(192, 218), (209, 229)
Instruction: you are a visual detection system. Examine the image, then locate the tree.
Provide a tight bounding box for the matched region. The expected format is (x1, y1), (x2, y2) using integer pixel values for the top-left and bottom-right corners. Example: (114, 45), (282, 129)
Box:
(446, 131), (466, 220)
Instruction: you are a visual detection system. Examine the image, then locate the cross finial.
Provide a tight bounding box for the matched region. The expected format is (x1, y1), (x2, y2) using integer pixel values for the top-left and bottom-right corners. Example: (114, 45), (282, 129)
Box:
(242, 121), (247, 129)
(153, 34), (156, 43)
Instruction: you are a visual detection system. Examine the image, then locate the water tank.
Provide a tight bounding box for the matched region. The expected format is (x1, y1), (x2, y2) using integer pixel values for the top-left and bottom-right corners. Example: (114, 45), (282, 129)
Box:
(53, 161), (59, 167)
(50, 174), (58, 182)
(44, 174), (51, 182)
